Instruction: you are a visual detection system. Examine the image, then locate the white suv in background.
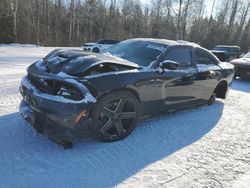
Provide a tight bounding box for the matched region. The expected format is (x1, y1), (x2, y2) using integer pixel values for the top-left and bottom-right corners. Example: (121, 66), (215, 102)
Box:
(82, 39), (120, 53)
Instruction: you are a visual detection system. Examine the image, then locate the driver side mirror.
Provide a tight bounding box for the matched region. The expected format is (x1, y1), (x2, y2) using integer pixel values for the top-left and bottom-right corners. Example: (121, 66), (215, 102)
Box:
(159, 60), (179, 71)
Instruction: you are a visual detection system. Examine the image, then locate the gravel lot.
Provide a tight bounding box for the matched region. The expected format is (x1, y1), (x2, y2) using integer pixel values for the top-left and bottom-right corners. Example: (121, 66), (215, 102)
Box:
(0, 45), (249, 188)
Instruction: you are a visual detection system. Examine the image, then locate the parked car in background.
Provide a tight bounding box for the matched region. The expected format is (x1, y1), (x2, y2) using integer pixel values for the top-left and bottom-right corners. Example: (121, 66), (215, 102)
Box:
(19, 38), (234, 148)
(210, 45), (241, 62)
(82, 39), (120, 53)
(231, 52), (250, 79)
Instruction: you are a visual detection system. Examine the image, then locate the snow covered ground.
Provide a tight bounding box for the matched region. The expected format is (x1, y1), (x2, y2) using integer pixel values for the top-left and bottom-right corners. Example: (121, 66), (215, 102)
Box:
(0, 45), (250, 188)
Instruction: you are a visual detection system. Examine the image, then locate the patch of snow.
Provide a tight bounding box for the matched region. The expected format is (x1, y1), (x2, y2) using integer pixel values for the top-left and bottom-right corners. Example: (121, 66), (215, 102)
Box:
(47, 56), (66, 65)
(56, 71), (75, 78)
(0, 43), (39, 47)
(35, 60), (47, 71)
(233, 171), (250, 188)
(73, 55), (97, 61)
(84, 69), (139, 79)
(197, 64), (221, 72)
(146, 44), (165, 51)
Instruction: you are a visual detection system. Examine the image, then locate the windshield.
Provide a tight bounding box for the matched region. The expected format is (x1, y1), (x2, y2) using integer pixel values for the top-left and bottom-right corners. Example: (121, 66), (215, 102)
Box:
(243, 52), (250, 58)
(103, 40), (167, 66)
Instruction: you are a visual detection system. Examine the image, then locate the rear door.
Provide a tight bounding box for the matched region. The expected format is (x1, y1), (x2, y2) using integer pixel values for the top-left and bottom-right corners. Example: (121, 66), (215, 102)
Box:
(193, 47), (222, 102)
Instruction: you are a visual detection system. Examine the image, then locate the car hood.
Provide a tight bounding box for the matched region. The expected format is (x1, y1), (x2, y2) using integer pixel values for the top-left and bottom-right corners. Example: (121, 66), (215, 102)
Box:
(231, 58), (250, 66)
(42, 49), (139, 76)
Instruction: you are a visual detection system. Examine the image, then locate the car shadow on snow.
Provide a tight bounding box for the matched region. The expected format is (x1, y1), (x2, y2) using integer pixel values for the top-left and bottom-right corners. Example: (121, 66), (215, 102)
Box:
(231, 78), (250, 93)
(0, 102), (224, 188)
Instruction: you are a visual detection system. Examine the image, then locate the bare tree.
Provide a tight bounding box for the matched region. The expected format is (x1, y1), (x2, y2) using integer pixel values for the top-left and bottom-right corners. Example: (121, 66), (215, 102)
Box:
(181, 0), (191, 40)
(69, 0), (75, 46)
(1, 0), (250, 51)
(225, 0), (240, 42)
(233, 1), (250, 43)
(10, 0), (19, 40)
(176, 0), (183, 40)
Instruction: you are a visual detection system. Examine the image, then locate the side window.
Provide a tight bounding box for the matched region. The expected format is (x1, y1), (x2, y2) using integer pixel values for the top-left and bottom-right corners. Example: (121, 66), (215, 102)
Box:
(96, 40), (104, 44)
(104, 40), (110, 44)
(103, 40), (118, 44)
(164, 47), (192, 66)
(103, 40), (110, 44)
(195, 48), (218, 65)
(233, 48), (240, 53)
(108, 40), (119, 44)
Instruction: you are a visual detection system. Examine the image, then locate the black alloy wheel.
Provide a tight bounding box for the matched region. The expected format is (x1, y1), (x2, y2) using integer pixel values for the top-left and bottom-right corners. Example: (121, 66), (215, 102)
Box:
(92, 91), (140, 141)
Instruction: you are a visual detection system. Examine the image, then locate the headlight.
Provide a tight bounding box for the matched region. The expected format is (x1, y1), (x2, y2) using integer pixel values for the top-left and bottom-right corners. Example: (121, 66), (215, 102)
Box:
(57, 85), (83, 100)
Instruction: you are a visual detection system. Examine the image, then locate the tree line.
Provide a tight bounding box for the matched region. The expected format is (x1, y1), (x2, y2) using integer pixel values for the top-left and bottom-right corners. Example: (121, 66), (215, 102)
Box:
(0, 0), (250, 52)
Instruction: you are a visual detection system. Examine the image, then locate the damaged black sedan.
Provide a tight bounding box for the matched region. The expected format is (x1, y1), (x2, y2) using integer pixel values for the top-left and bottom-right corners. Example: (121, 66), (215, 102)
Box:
(19, 38), (234, 148)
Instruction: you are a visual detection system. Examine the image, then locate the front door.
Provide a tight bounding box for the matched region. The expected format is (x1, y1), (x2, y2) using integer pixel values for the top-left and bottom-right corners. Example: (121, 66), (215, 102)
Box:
(161, 46), (198, 108)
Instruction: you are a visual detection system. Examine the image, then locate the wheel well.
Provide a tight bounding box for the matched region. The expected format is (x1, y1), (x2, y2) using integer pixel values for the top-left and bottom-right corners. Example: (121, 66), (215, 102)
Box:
(214, 80), (228, 99)
(98, 88), (140, 103)
(128, 88), (140, 102)
(115, 88), (140, 103)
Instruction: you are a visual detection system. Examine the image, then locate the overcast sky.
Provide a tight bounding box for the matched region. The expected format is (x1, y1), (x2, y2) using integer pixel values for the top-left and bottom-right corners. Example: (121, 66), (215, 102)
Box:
(140, 0), (219, 17)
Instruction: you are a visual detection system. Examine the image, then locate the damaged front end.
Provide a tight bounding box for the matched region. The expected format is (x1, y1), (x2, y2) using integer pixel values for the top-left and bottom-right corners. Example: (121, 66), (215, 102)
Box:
(19, 57), (97, 146)
(19, 49), (139, 147)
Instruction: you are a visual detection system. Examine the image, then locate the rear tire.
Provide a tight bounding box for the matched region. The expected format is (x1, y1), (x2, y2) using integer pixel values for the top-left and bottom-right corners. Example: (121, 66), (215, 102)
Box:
(92, 91), (140, 142)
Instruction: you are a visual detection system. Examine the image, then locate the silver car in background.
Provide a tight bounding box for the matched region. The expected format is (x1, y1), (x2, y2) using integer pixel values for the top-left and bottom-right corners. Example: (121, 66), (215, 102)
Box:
(82, 39), (120, 53)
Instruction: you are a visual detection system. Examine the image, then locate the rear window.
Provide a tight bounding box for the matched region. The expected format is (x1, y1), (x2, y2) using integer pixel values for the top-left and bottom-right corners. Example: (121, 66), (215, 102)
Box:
(213, 46), (241, 53)
(232, 48), (240, 52)
(213, 47), (230, 52)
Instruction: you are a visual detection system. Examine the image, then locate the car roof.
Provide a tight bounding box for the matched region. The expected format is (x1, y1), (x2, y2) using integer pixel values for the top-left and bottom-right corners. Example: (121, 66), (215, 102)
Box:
(97, 39), (119, 42)
(128, 38), (200, 47)
(215, 45), (240, 48)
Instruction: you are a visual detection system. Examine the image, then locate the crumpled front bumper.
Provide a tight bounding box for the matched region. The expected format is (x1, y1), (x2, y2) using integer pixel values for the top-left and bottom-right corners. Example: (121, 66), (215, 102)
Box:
(19, 75), (96, 143)
(20, 100), (93, 144)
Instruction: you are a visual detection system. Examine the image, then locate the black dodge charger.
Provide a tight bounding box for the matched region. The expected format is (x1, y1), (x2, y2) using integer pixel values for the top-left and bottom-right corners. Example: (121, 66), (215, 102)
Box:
(19, 38), (234, 148)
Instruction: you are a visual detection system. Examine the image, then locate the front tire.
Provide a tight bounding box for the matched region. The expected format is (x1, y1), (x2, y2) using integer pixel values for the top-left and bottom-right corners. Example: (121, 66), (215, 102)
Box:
(92, 47), (100, 53)
(92, 91), (140, 142)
